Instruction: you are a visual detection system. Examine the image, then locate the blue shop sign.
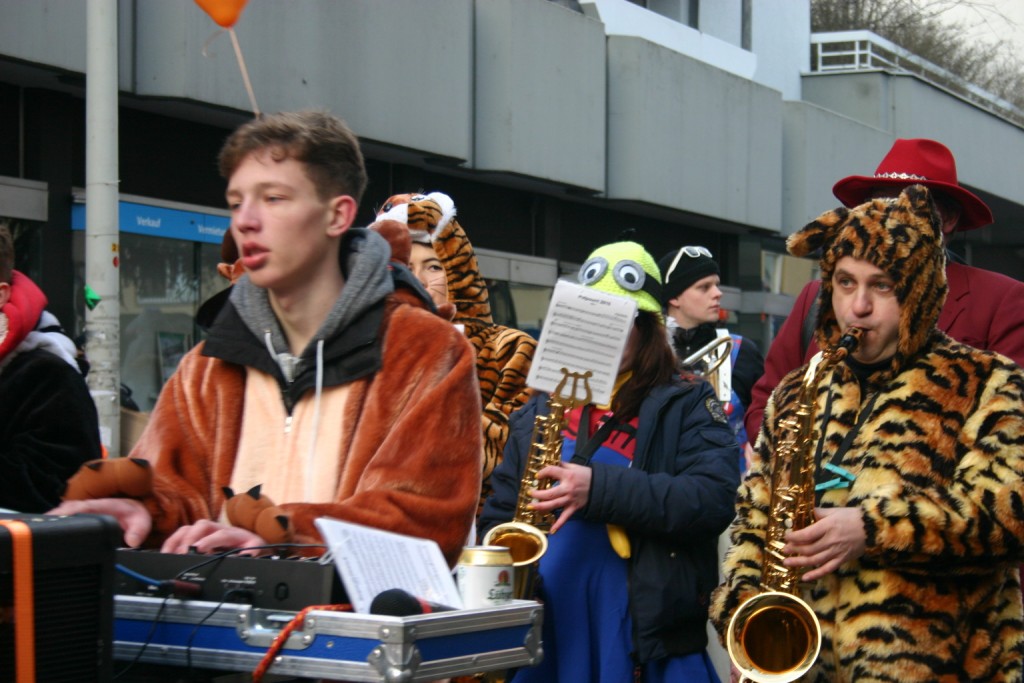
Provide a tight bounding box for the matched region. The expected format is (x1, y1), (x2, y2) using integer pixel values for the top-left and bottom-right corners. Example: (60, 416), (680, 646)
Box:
(71, 201), (228, 244)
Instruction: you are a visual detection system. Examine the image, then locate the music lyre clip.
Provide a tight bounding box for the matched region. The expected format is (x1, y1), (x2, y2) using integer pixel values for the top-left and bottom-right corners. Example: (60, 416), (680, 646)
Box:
(552, 368), (593, 411)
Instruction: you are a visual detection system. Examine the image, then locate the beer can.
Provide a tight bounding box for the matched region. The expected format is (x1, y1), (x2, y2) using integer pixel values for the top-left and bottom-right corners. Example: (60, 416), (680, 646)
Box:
(455, 545), (514, 609)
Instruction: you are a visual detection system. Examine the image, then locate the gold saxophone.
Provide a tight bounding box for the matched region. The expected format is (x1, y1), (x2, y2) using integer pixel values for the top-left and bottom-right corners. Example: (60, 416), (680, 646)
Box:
(483, 369), (592, 599)
(726, 327), (861, 683)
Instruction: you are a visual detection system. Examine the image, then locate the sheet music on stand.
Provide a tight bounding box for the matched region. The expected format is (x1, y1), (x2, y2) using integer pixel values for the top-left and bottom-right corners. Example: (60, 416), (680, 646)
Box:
(526, 280), (637, 405)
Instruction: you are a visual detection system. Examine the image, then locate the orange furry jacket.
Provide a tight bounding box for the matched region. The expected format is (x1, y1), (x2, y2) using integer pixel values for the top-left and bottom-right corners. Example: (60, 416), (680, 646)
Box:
(129, 230), (482, 566)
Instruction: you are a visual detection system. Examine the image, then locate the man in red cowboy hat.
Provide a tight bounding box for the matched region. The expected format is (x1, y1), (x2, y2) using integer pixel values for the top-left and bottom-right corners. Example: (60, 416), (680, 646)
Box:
(744, 138), (1024, 446)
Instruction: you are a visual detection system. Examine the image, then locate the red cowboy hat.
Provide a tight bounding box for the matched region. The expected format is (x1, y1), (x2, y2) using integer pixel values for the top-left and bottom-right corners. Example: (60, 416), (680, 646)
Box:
(832, 138), (993, 232)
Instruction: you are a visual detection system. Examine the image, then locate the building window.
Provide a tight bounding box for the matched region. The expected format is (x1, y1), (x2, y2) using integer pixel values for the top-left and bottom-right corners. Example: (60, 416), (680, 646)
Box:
(118, 233), (227, 410)
(71, 197), (230, 411)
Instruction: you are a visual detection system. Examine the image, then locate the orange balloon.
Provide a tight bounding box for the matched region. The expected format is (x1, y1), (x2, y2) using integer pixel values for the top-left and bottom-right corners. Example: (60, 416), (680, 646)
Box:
(194, 0), (248, 28)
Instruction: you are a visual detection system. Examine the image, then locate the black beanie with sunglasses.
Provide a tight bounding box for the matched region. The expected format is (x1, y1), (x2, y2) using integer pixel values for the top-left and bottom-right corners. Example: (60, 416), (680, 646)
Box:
(657, 248), (720, 306)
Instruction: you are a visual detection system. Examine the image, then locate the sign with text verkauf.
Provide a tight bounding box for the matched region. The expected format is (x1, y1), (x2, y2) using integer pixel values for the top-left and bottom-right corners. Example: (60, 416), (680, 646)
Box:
(526, 280), (636, 406)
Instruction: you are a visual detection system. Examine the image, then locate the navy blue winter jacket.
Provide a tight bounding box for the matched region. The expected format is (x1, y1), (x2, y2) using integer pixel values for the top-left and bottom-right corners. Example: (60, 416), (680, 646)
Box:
(480, 379), (740, 662)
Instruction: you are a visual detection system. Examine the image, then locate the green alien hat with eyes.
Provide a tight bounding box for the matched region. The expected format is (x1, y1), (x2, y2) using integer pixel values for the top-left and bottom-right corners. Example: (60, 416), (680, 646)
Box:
(578, 241), (663, 315)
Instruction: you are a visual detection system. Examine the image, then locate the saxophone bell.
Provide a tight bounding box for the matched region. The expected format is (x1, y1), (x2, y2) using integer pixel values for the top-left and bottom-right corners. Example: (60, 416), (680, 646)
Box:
(727, 591), (821, 683)
(480, 522), (549, 600)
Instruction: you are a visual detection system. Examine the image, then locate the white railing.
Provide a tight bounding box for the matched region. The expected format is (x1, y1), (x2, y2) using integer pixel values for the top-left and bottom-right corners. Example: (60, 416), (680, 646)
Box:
(810, 30), (1024, 129)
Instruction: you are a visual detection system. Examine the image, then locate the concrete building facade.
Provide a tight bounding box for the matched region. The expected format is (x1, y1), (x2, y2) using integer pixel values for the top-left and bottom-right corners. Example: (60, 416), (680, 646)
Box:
(1, 0), (1022, 413)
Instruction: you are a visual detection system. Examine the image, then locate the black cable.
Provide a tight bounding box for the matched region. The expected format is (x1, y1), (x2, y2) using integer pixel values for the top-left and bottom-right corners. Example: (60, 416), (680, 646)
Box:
(112, 593), (170, 680)
(115, 562), (203, 598)
(185, 587), (253, 681)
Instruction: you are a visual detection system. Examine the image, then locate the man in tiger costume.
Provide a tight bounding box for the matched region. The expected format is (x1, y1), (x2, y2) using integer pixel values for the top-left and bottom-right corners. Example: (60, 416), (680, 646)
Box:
(711, 185), (1024, 682)
(375, 192), (536, 515)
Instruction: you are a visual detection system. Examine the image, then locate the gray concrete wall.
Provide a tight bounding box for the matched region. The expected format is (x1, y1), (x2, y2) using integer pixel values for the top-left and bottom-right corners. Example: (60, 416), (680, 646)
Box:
(606, 36), (782, 231)
(472, 0), (607, 191)
(803, 71), (894, 131)
(750, 0), (809, 101)
(802, 71), (1024, 226)
(782, 101), (892, 233)
(888, 76), (1024, 207)
(0, 0), (781, 227)
(130, 0), (610, 192)
(0, 0), (87, 73)
(131, 0), (475, 162)
(0, 177), (49, 222)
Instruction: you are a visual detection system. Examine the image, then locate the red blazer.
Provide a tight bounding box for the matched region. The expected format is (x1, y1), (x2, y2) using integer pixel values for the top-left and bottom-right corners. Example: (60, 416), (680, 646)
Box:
(744, 261), (1024, 444)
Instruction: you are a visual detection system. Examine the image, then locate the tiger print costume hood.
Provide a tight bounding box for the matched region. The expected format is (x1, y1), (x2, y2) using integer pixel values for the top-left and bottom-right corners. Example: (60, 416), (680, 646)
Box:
(376, 192), (494, 326)
(787, 184), (947, 373)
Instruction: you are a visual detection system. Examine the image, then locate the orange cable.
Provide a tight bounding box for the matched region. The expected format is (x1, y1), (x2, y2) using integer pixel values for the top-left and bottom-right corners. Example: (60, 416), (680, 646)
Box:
(251, 603), (353, 683)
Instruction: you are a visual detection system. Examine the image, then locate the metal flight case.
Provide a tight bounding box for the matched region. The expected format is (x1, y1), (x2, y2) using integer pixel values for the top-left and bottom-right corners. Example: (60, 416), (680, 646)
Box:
(114, 595), (543, 682)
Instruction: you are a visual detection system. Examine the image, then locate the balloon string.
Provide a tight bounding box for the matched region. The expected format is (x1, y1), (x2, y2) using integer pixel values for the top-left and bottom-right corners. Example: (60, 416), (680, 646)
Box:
(201, 29), (224, 59)
(229, 28), (261, 118)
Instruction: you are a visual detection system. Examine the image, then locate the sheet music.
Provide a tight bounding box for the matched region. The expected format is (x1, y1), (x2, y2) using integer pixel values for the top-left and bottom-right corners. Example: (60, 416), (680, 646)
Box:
(315, 517), (464, 613)
(526, 280), (636, 406)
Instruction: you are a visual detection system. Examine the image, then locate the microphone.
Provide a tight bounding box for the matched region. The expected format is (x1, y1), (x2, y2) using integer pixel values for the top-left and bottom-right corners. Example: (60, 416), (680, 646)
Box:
(369, 588), (456, 616)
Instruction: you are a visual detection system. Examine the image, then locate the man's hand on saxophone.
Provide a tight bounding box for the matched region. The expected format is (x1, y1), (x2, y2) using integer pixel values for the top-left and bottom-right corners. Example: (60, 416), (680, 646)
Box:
(527, 463), (592, 535)
(781, 506), (867, 581)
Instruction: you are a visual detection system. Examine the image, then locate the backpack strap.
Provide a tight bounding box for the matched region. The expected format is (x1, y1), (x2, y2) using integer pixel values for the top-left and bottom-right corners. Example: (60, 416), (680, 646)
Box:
(570, 404), (621, 466)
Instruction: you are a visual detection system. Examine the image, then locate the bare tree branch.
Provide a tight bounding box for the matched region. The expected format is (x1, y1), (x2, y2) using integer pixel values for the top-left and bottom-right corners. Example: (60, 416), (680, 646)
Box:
(812, 0), (1024, 109)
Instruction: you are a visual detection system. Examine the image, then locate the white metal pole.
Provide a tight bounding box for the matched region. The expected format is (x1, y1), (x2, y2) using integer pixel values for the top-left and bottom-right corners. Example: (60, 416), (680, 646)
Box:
(85, 0), (121, 456)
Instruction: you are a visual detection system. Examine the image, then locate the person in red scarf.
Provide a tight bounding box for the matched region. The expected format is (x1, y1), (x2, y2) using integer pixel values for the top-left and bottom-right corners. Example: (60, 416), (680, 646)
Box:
(0, 223), (101, 512)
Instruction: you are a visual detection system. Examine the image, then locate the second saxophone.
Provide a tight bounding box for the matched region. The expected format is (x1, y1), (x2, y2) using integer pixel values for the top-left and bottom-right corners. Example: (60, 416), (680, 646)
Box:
(482, 369), (593, 600)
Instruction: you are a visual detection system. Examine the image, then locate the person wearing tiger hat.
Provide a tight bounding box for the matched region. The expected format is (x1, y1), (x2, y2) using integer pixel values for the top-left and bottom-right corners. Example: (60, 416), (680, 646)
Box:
(375, 191), (536, 517)
(744, 138), (1024, 448)
(711, 185), (1024, 682)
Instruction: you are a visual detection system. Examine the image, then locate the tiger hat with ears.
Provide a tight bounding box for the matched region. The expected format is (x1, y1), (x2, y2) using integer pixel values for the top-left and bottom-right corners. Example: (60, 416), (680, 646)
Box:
(376, 192), (493, 325)
(376, 190), (537, 517)
(788, 184), (947, 366)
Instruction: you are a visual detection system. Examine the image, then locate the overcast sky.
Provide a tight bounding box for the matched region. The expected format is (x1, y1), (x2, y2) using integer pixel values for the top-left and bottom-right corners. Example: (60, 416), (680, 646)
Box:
(944, 0), (1024, 53)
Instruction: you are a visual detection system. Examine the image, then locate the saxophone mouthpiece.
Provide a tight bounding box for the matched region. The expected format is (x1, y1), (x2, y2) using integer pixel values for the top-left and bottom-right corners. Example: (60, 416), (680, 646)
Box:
(838, 327), (863, 352)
